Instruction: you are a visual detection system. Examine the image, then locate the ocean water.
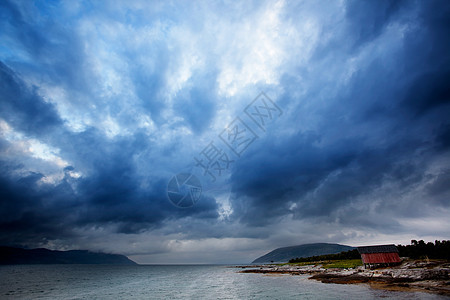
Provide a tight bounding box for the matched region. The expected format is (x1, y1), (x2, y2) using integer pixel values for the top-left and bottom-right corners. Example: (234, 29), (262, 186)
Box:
(0, 265), (446, 299)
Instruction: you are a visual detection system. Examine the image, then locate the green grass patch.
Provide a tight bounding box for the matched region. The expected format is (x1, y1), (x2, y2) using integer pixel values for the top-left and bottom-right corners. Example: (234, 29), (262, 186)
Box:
(322, 259), (362, 269)
(279, 259), (362, 269)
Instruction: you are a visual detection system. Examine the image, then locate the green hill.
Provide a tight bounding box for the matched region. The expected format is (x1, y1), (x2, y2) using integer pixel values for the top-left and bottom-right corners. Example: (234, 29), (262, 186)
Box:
(252, 243), (354, 263)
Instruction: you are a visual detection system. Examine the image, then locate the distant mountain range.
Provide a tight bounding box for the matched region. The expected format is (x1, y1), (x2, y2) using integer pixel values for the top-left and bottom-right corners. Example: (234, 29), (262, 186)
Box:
(0, 246), (137, 265)
(252, 243), (354, 263)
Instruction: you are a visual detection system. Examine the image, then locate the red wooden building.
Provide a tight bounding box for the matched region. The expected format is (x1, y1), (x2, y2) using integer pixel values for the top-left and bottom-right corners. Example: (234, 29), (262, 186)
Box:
(357, 244), (401, 268)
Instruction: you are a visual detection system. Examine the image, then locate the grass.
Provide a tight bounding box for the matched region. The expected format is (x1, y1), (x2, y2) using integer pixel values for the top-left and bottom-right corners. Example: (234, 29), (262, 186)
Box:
(322, 259), (362, 269)
(279, 259), (363, 269)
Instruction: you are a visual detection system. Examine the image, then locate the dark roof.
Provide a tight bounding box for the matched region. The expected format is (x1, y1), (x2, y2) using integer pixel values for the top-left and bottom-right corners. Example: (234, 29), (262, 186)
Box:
(357, 244), (398, 254)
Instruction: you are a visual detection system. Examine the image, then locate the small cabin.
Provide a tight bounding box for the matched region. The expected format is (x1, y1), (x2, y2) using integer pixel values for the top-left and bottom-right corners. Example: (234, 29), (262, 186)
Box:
(357, 244), (401, 268)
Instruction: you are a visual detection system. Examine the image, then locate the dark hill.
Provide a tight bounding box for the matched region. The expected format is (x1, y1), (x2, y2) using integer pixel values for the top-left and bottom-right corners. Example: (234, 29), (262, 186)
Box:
(252, 243), (354, 263)
(0, 246), (137, 265)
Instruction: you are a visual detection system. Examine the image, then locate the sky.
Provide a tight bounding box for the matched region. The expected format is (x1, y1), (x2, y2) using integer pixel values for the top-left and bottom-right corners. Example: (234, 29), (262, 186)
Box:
(0, 0), (449, 264)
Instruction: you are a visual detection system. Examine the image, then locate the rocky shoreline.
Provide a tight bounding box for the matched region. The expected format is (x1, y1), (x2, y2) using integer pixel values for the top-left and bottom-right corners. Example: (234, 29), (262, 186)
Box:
(237, 260), (450, 296)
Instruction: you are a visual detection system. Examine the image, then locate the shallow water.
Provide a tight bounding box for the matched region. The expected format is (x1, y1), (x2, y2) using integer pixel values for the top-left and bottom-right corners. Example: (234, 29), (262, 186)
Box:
(0, 265), (445, 299)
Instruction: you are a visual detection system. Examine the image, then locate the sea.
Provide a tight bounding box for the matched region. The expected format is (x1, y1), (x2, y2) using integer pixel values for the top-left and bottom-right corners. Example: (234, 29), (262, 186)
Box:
(0, 265), (446, 299)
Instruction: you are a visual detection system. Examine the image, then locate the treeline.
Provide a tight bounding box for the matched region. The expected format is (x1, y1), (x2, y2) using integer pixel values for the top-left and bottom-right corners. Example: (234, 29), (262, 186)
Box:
(288, 240), (450, 263)
(288, 249), (360, 263)
(397, 240), (450, 259)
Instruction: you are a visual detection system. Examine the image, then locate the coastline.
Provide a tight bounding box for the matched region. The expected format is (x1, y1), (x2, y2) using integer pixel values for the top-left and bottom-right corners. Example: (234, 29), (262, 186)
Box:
(237, 259), (450, 296)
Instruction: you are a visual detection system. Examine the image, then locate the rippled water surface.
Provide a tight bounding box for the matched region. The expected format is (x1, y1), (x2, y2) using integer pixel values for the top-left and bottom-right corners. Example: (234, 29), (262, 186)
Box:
(0, 265), (446, 299)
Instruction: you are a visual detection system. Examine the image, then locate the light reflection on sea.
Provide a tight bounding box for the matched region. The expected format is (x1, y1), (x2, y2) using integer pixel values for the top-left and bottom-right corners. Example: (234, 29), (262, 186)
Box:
(0, 265), (445, 299)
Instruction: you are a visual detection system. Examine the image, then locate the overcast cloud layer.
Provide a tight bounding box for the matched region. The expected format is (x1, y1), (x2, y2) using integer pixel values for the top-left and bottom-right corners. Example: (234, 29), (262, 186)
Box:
(0, 0), (449, 264)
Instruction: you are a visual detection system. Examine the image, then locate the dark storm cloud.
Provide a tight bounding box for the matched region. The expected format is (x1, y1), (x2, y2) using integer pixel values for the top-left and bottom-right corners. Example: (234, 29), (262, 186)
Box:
(399, 1), (450, 115)
(426, 169), (450, 203)
(0, 129), (219, 247)
(345, 0), (405, 47)
(435, 123), (450, 151)
(0, 118), (219, 246)
(0, 62), (62, 135)
(66, 130), (219, 233)
(404, 70), (450, 114)
(0, 165), (76, 246)
(0, 1), (89, 94)
(228, 0), (450, 228)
